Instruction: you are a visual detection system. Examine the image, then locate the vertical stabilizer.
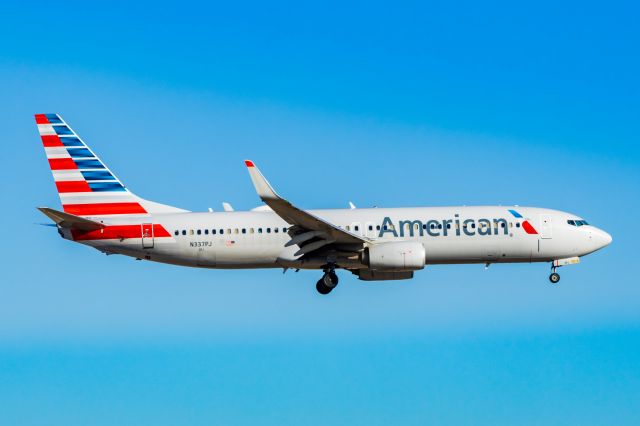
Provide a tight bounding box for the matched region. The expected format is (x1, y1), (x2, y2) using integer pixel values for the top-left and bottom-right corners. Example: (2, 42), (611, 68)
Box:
(35, 114), (187, 217)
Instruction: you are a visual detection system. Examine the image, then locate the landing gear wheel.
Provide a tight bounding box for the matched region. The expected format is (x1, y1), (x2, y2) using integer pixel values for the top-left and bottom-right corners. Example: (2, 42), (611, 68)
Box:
(323, 271), (339, 288)
(549, 272), (560, 284)
(316, 279), (332, 295)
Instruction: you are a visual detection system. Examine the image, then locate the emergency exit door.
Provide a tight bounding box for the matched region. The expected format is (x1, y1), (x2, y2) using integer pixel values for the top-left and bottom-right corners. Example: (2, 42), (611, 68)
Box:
(141, 223), (154, 248)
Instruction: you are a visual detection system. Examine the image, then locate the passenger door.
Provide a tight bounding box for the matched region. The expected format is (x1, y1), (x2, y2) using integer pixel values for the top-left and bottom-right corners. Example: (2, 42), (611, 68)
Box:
(141, 223), (154, 248)
(539, 215), (552, 239)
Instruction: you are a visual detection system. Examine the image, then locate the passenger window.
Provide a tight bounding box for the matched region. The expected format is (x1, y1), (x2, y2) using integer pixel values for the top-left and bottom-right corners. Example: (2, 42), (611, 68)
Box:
(258, 228), (263, 233)
(346, 225), (351, 231)
(242, 228), (246, 234)
(501, 222), (506, 228)
(470, 223), (474, 229)
(354, 225), (359, 231)
(212, 229), (217, 235)
(174, 230), (179, 236)
(447, 224), (451, 229)
(205, 229), (209, 235)
(220, 229), (224, 235)
(227, 228), (231, 234)
(376, 225), (380, 231)
(267, 228), (271, 233)
(250, 228), (254, 234)
(234, 228), (239, 234)
(182, 230), (186, 236)
(189, 230), (194, 235)
(368, 225), (373, 231)
(283, 228), (287, 232)
(516, 223), (521, 228)
(275, 227), (279, 233)
(438, 224), (443, 229)
(197, 229), (201, 235)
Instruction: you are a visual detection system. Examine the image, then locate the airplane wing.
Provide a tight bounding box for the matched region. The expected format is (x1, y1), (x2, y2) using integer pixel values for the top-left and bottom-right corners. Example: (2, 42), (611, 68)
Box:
(244, 160), (370, 256)
(37, 207), (105, 231)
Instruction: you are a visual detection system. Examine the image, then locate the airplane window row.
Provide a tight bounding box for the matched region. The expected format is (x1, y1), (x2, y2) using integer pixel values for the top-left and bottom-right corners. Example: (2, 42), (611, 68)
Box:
(567, 220), (589, 226)
(345, 225), (381, 232)
(343, 222), (511, 232)
(174, 220), (519, 238)
(174, 227), (288, 236)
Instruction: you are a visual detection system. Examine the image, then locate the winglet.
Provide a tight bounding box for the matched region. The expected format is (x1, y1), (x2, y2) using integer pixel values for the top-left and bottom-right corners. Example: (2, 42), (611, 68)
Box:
(244, 160), (279, 201)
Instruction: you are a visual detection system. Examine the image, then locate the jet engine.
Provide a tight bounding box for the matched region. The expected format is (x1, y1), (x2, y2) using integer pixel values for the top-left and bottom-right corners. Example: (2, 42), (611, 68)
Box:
(363, 241), (426, 271)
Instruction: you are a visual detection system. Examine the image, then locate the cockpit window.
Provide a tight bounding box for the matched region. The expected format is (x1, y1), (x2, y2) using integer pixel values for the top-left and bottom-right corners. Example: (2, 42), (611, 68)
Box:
(568, 219), (589, 227)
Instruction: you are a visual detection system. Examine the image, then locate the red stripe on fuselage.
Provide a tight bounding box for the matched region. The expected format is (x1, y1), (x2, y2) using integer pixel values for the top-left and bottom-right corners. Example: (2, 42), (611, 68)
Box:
(56, 181), (92, 193)
(522, 221), (538, 234)
(49, 158), (78, 170)
(42, 135), (64, 147)
(35, 114), (49, 124)
(72, 224), (171, 241)
(63, 202), (148, 216)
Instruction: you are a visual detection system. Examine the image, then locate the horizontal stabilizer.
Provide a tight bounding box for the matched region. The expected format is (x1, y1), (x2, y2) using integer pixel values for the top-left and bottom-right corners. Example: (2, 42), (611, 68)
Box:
(37, 207), (105, 231)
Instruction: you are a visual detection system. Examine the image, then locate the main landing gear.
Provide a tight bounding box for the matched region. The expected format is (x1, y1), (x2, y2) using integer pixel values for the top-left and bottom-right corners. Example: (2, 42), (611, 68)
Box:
(549, 265), (560, 284)
(316, 269), (339, 295)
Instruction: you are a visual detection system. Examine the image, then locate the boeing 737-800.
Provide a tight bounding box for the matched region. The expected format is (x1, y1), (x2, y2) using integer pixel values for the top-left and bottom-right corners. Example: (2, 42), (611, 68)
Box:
(35, 114), (612, 294)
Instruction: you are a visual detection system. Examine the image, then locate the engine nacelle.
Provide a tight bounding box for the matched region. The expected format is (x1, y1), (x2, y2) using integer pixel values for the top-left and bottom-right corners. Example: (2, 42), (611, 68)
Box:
(364, 241), (426, 271)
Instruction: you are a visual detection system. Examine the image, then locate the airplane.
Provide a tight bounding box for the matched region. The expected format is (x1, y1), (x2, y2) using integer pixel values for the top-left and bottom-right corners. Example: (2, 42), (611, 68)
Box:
(35, 113), (612, 295)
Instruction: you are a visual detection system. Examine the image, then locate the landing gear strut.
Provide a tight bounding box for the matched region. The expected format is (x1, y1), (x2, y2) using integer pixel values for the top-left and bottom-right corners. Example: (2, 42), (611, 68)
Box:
(549, 266), (560, 284)
(316, 269), (339, 295)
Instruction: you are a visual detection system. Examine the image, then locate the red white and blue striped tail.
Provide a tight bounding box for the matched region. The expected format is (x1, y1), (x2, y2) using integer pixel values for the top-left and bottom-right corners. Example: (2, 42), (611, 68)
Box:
(35, 113), (187, 217)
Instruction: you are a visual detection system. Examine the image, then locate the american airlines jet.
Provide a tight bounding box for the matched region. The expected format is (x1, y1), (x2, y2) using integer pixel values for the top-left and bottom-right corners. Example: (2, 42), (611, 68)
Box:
(35, 114), (612, 294)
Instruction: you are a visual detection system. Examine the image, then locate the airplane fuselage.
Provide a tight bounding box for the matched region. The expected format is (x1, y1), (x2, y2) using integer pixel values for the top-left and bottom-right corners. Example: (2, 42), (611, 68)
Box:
(61, 206), (611, 270)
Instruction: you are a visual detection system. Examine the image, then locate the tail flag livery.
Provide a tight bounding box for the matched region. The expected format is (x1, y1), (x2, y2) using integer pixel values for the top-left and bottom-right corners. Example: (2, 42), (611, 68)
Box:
(35, 114), (186, 217)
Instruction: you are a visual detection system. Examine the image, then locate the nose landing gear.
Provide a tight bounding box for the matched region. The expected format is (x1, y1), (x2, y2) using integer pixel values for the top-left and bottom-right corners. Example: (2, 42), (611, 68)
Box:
(549, 264), (561, 284)
(548, 257), (580, 284)
(316, 269), (339, 295)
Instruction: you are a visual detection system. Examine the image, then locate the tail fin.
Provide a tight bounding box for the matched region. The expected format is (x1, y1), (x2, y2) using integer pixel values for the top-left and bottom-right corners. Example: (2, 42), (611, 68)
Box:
(35, 114), (187, 217)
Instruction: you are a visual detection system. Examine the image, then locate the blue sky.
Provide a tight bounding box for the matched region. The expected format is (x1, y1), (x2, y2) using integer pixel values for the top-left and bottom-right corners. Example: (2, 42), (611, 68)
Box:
(1, 1), (639, 424)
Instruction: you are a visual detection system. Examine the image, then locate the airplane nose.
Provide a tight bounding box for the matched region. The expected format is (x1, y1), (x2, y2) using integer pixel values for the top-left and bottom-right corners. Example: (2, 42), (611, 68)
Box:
(591, 228), (613, 249)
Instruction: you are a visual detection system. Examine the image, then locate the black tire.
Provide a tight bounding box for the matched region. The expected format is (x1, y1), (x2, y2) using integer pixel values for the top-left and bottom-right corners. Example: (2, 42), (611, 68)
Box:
(316, 280), (332, 295)
(549, 272), (560, 284)
(323, 271), (339, 288)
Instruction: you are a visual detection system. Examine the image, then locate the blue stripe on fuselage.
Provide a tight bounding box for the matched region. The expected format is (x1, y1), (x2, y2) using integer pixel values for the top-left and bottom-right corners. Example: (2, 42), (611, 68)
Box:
(508, 209), (523, 218)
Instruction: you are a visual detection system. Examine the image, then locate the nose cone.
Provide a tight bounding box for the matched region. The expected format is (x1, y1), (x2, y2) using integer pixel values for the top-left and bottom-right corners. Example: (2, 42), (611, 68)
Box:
(591, 228), (613, 250)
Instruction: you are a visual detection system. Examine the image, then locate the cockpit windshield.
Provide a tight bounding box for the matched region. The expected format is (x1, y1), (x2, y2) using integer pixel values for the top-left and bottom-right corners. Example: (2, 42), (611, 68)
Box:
(567, 219), (589, 227)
